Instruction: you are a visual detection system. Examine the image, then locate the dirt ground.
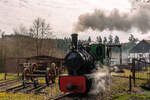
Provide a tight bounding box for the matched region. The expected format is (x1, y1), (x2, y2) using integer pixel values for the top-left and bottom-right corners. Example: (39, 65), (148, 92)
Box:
(101, 76), (150, 100)
(1, 72), (150, 100)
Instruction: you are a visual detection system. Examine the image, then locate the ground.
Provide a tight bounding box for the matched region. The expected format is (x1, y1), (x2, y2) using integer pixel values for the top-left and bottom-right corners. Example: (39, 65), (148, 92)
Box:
(1, 70), (150, 100)
(0, 73), (61, 100)
(107, 70), (150, 100)
(107, 77), (150, 100)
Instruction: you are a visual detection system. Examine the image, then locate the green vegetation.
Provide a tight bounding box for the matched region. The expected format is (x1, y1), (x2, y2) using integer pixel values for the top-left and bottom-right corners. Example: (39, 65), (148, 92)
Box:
(113, 94), (150, 100)
(111, 69), (148, 79)
(0, 73), (21, 81)
(110, 69), (150, 100)
(0, 92), (45, 100)
(113, 94), (131, 100)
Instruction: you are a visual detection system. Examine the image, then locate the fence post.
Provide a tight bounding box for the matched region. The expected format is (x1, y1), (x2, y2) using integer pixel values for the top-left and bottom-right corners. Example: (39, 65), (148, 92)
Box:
(17, 59), (19, 77)
(4, 72), (7, 80)
(120, 45), (122, 65)
(129, 75), (132, 91)
(4, 58), (7, 80)
(132, 58), (136, 87)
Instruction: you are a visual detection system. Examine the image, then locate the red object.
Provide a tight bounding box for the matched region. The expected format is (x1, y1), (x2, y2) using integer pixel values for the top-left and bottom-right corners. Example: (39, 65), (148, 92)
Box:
(59, 76), (87, 93)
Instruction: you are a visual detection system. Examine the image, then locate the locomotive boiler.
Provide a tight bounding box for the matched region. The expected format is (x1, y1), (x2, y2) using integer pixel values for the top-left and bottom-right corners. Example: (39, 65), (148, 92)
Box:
(59, 33), (111, 93)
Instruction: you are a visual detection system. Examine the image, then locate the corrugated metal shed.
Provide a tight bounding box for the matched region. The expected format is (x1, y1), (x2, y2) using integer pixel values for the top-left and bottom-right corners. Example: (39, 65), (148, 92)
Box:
(130, 40), (150, 53)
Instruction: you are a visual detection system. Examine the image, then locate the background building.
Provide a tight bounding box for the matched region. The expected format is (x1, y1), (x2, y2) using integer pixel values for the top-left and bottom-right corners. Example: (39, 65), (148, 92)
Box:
(129, 40), (150, 62)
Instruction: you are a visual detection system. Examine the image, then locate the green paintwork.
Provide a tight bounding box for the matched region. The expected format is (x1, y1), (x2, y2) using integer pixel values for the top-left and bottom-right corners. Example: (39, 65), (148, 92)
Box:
(90, 44), (106, 64)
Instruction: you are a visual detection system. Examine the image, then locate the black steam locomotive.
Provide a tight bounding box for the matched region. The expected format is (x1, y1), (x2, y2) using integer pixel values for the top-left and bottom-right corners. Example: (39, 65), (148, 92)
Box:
(59, 33), (110, 93)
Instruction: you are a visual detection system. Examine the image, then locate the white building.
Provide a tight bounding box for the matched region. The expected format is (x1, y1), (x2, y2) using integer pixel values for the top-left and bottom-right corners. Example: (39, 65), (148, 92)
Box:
(129, 40), (150, 63)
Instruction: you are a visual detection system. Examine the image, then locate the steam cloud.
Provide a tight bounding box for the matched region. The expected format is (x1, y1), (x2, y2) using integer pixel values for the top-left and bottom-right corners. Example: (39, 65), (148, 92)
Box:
(87, 66), (110, 95)
(74, 0), (150, 33)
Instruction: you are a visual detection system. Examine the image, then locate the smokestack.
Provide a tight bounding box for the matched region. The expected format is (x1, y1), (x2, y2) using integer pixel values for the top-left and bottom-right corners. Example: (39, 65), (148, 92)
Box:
(71, 33), (78, 50)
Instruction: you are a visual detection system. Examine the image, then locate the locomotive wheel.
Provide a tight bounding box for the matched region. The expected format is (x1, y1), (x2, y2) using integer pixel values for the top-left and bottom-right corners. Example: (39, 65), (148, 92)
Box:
(22, 68), (30, 81)
(32, 63), (38, 72)
(22, 68), (30, 86)
(31, 64), (38, 82)
(45, 68), (51, 86)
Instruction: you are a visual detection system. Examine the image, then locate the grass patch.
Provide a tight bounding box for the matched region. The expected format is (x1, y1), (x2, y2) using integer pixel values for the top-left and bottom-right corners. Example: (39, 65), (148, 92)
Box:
(111, 69), (148, 79)
(112, 94), (132, 100)
(110, 69), (150, 100)
(0, 92), (45, 100)
(113, 94), (150, 100)
(0, 73), (21, 82)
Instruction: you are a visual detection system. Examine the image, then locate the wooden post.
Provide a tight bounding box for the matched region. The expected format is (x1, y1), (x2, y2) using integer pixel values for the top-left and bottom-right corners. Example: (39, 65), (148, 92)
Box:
(129, 75), (132, 91)
(17, 59), (19, 77)
(120, 45), (122, 65)
(4, 59), (7, 80)
(132, 58), (136, 87)
(4, 72), (7, 80)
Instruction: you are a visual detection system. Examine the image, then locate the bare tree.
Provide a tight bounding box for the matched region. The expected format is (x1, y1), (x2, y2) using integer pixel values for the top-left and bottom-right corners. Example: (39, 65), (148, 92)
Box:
(29, 17), (52, 56)
(13, 24), (28, 35)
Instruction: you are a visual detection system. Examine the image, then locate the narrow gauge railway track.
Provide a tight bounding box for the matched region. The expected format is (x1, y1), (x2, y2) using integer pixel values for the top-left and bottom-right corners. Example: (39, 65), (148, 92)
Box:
(0, 79), (22, 92)
(52, 93), (90, 100)
(52, 93), (71, 100)
(0, 78), (21, 87)
(25, 84), (47, 94)
(6, 83), (51, 94)
(30, 84), (47, 94)
(28, 83), (55, 94)
(6, 84), (31, 93)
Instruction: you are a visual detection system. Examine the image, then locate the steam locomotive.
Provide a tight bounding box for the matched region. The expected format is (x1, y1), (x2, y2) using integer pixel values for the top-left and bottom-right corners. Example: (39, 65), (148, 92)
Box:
(59, 33), (111, 93)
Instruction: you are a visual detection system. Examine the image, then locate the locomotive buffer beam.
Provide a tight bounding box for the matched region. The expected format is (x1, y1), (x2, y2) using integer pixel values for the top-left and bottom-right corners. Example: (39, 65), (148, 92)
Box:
(26, 74), (46, 77)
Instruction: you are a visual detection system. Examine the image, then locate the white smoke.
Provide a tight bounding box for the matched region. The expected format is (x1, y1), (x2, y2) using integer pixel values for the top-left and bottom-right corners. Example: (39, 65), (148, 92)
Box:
(87, 66), (110, 95)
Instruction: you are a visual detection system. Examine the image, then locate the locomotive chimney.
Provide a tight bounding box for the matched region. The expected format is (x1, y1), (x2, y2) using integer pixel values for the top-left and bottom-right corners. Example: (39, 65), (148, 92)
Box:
(71, 33), (78, 50)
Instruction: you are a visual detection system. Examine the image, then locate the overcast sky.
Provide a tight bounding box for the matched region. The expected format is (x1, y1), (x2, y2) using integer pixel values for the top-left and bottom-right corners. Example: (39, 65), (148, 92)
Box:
(0, 0), (150, 42)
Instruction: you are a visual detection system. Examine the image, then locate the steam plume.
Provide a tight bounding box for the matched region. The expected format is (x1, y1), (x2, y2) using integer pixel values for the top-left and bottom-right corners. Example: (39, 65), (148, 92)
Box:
(88, 66), (110, 95)
(74, 0), (150, 33)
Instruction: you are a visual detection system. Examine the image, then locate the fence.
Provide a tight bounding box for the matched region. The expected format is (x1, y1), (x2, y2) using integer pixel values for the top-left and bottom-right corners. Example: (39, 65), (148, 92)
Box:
(2, 57), (27, 80)
(131, 58), (150, 88)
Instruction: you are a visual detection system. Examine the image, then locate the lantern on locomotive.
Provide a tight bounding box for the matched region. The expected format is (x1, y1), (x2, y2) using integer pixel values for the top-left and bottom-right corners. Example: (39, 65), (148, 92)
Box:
(59, 33), (111, 93)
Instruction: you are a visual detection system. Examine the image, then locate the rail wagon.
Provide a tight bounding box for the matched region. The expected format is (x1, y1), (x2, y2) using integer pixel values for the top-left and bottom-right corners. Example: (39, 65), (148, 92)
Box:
(22, 56), (64, 87)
